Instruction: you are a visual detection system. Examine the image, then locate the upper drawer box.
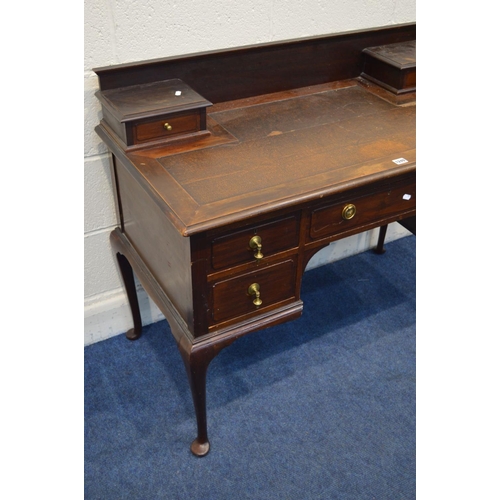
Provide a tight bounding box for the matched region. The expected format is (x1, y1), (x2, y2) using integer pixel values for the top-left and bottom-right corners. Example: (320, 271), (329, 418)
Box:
(309, 181), (416, 240)
(211, 215), (300, 271)
(95, 79), (212, 149)
(361, 40), (416, 95)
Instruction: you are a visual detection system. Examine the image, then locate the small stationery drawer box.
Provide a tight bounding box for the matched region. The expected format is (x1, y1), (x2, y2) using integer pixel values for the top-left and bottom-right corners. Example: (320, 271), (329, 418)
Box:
(211, 259), (296, 323)
(309, 182), (416, 240)
(95, 78), (212, 148)
(211, 215), (300, 271)
(361, 40), (416, 94)
(133, 111), (201, 144)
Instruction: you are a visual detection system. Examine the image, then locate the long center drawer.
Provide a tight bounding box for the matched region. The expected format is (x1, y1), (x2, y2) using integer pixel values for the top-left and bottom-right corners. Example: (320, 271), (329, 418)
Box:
(309, 180), (416, 241)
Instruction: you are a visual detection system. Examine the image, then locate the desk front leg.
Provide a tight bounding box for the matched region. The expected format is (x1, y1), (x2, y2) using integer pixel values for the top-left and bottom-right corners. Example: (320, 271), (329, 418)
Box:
(178, 343), (217, 457)
(110, 228), (216, 456)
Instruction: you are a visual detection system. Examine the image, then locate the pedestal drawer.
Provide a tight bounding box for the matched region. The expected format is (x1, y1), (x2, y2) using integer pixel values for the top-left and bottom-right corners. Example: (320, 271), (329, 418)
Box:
(211, 259), (296, 323)
(211, 215), (300, 271)
(309, 181), (416, 240)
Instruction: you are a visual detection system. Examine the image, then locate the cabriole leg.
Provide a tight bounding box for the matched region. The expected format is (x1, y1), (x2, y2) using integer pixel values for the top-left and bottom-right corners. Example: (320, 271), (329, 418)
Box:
(116, 252), (142, 341)
(180, 348), (216, 457)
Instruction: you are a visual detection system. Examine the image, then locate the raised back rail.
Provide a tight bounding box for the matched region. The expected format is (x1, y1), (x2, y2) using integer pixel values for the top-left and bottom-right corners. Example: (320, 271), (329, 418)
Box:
(94, 23), (416, 103)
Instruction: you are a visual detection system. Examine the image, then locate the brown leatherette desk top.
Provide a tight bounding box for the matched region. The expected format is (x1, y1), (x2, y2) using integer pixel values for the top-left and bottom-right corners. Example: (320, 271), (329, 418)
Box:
(99, 81), (415, 236)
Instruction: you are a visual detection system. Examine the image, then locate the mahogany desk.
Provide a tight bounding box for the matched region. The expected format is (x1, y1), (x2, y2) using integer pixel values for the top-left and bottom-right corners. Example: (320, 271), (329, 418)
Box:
(94, 24), (416, 456)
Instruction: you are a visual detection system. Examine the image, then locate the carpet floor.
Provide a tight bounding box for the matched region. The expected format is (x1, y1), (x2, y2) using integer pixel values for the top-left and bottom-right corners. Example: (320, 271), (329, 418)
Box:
(85, 235), (416, 499)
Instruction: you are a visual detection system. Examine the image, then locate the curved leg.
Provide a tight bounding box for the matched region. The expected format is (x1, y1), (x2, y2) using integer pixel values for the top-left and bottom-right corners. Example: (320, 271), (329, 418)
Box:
(116, 252), (142, 341)
(180, 347), (217, 457)
(374, 224), (388, 254)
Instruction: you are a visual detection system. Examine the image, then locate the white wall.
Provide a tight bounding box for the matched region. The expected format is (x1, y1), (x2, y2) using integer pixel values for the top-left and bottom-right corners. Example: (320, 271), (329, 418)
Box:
(84, 0), (416, 345)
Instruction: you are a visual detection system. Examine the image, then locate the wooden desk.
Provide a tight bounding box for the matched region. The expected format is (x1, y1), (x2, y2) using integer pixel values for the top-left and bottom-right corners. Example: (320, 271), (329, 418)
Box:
(94, 24), (416, 456)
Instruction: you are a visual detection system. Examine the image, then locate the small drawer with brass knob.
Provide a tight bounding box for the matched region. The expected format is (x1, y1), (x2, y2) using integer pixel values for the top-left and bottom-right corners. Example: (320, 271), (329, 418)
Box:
(210, 259), (296, 324)
(95, 78), (212, 149)
(210, 214), (300, 271)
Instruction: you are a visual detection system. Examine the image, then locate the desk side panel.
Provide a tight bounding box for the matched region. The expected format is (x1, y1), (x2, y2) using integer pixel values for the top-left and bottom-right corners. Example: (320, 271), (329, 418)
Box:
(114, 157), (194, 332)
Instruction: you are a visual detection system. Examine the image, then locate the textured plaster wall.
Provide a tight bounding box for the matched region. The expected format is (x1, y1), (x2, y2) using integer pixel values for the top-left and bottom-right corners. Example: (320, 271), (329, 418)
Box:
(84, 0), (416, 345)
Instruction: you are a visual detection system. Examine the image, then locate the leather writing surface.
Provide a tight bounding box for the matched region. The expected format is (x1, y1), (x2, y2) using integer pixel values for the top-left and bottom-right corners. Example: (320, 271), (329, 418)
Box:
(122, 83), (415, 234)
(209, 84), (391, 142)
(156, 86), (415, 209)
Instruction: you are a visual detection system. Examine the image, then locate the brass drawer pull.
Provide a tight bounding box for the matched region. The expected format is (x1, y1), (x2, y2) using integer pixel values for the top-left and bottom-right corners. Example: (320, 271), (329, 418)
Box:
(249, 235), (264, 260)
(342, 203), (356, 220)
(248, 283), (262, 306)
(163, 122), (173, 131)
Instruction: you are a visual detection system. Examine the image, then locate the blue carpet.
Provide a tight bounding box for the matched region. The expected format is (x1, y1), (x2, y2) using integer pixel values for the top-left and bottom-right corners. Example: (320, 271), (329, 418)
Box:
(85, 235), (416, 499)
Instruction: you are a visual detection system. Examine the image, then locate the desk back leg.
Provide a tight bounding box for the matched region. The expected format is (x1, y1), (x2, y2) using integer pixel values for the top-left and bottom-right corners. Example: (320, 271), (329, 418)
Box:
(374, 216), (416, 254)
(115, 251), (143, 341)
(374, 224), (388, 254)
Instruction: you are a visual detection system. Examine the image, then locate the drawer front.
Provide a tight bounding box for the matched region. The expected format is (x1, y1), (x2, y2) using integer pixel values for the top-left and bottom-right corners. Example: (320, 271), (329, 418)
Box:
(310, 182), (416, 240)
(133, 111), (200, 144)
(211, 215), (300, 270)
(211, 259), (296, 323)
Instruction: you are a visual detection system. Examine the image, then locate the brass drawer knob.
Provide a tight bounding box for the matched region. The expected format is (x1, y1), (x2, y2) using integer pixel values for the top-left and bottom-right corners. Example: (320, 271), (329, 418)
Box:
(163, 122), (173, 131)
(249, 235), (264, 260)
(342, 203), (356, 220)
(248, 283), (263, 306)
